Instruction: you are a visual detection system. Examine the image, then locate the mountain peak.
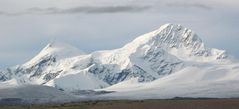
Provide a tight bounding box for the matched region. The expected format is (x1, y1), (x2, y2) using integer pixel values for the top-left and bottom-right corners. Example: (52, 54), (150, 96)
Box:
(42, 40), (85, 58)
(44, 40), (76, 50)
(155, 23), (201, 42)
(23, 41), (85, 66)
(123, 23), (227, 62)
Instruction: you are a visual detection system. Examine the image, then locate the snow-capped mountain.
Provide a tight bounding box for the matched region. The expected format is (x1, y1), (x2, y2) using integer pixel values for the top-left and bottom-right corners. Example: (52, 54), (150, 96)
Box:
(0, 23), (236, 97)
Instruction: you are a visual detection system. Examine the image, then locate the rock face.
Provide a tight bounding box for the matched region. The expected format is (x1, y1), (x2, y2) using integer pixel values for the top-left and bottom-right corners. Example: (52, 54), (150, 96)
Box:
(0, 24), (228, 91)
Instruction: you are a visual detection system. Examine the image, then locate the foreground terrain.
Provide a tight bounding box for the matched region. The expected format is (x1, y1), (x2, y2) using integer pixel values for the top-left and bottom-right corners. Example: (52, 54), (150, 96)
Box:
(1, 99), (239, 109)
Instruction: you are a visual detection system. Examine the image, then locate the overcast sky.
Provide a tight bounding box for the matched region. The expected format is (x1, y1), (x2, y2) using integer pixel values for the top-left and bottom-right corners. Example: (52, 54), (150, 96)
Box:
(0, 0), (239, 68)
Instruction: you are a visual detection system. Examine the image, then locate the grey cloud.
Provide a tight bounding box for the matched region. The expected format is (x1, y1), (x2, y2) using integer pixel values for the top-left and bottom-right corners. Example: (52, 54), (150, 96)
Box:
(0, 11), (27, 16)
(0, 5), (151, 16)
(166, 2), (213, 10)
(29, 6), (151, 14)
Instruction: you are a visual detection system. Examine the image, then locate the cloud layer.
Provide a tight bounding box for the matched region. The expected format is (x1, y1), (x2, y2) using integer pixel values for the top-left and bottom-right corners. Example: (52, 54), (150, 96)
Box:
(166, 2), (212, 10)
(0, 5), (151, 16)
(0, 1), (213, 16)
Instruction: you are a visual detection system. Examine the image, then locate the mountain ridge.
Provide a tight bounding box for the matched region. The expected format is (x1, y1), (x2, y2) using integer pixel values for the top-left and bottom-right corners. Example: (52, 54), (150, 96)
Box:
(0, 23), (233, 92)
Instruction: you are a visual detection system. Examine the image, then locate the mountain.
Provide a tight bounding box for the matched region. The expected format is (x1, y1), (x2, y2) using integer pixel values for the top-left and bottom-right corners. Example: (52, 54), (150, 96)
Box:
(0, 23), (238, 101)
(0, 41), (85, 86)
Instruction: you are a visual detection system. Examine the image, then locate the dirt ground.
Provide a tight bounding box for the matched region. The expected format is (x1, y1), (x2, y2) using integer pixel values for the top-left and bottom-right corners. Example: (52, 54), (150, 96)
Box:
(1, 99), (239, 109)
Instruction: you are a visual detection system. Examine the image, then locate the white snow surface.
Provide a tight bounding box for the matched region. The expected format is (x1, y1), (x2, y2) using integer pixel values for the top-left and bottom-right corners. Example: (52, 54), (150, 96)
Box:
(98, 62), (239, 99)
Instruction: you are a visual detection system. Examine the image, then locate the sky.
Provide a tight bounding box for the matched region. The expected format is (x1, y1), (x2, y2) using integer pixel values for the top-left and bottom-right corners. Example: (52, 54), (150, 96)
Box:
(0, 0), (239, 68)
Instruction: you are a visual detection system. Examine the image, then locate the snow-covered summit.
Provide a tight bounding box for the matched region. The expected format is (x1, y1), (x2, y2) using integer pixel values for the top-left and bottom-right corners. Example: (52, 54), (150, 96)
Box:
(23, 41), (85, 67)
(122, 23), (228, 62)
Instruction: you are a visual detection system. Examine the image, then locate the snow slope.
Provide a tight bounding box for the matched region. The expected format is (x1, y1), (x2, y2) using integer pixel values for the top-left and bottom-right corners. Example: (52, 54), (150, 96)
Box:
(98, 62), (239, 99)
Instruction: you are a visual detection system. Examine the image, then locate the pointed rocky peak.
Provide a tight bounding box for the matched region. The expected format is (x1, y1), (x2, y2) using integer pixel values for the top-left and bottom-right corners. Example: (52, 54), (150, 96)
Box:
(122, 23), (228, 62)
(155, 23), (228, 61)
(153, 23), (203, 48)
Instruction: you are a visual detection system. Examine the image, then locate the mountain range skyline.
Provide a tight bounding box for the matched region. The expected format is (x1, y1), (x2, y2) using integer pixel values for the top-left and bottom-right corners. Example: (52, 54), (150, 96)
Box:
(0, 0), (239, 69)
(0, 23), (238, 103)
